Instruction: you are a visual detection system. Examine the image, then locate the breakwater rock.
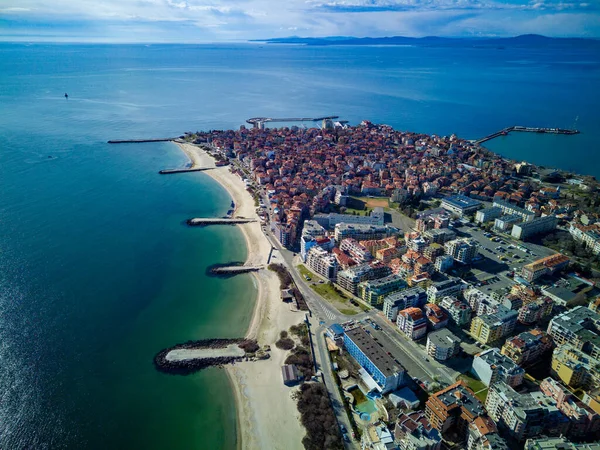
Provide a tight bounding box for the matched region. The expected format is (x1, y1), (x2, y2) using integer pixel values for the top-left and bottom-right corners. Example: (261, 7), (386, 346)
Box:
(154, 338), (259, 375)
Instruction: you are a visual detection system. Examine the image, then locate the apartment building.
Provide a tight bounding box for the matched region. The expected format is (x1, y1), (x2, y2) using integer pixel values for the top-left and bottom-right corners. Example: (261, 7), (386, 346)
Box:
(475, 206), (503, 224)
(440, 296), (472, 326)
(464, 287), (501, 316)
(397, 307), (428, 340)
(426, 278), (467, 304)
(313, 208), (385, 229)
(434, 254), (454, 273)
(547, 306), (600, 360)
(467, 416), (509, 450)
(493, 199), (536, 222)
(334, 223), (394, 243)
(569, 222), (600, 255)
(521, 254), (570, 282)
(512, 215), (558, 240)
(337, 261), (391, 295)
(540, 377), (600, 441)
(424, 303), (449, 330)
(525, 436), (600, 449)
(358, 274), (407, 307)
(343, 327), (405, 394)
(486, 382), (569, 442)
(551, 343), (600, 391)
(444, 238), (479, 264)
(393, 411), (442, 450)
(470, 306), (518, 345)
(472, 348), (525, 388)
(494, 214), (522, 232)
(501, 329), (553, 367)
(383, 287), (427, 322)
(426, 329), (461, 361)
(518, 297), (554, 324)
(425, 381), (488, 442)
(424, 228), (457, 245)
(340, 238), (373, 263)
(306, 246), (339, 281)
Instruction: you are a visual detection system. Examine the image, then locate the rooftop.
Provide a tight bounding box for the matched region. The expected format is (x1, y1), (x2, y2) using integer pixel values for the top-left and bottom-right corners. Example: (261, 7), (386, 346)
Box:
(442, 194), (482, 209)
(344, 326), (405, 377)
(427, 328), (460, 349)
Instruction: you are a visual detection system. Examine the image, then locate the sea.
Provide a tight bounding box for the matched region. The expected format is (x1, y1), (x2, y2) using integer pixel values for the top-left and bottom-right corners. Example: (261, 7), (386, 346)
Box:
(0, 42), (598, 449)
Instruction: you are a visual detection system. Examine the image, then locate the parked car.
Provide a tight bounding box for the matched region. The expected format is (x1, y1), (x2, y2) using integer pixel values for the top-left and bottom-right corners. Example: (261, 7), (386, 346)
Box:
(340, 424), (347, 433)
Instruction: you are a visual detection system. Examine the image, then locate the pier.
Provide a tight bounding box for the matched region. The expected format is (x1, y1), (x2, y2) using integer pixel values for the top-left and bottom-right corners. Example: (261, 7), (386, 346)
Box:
(475, 126), (579, 145)
(187, 218), (256, 226)
(107, 138), (178, 144)
(154, 338), (261, 375)
(246, 115), (339, 130)
(211, 265), (263, 274)
(159, 167), (213, 175)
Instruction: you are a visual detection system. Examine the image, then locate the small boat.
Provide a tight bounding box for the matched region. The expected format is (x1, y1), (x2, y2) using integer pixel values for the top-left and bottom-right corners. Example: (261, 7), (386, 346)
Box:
(64, 93), (68, 99)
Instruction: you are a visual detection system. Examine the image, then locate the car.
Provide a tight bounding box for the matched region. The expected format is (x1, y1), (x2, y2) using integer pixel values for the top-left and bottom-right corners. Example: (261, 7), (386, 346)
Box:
(342, 433), (350, 442)
(340, 424), (347, 433)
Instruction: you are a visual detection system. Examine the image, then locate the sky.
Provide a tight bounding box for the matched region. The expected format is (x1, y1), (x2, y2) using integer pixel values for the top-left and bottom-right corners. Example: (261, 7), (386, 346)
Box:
(0, 0), (599, 42)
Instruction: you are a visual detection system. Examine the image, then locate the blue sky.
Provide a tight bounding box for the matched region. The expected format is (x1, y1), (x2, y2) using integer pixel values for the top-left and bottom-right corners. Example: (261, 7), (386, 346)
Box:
(1, 0), (598, 42)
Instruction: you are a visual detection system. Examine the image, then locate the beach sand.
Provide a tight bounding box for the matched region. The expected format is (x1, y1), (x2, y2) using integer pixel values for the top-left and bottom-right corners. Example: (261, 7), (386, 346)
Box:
(175, 142), (305, 450)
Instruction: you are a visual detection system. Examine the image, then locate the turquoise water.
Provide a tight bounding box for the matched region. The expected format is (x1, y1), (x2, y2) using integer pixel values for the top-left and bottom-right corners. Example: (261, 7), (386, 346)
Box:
(0, 42), (598, 448)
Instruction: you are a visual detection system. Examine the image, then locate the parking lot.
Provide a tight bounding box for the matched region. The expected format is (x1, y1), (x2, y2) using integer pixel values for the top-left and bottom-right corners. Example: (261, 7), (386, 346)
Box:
(452, 223), (557, 293)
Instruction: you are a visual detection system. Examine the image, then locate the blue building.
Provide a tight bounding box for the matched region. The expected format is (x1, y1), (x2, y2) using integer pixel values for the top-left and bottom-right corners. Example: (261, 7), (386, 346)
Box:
(343, 327), (405, 394)
(441, 195), (482, 217)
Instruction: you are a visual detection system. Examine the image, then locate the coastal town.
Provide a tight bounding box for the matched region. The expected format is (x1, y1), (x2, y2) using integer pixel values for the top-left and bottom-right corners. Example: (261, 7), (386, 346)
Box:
(182, 120), (600, 450)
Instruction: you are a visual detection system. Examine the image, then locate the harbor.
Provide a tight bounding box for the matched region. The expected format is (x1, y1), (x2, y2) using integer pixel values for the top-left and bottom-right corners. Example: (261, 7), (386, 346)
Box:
(158, 167), (213, 175)
(210, 265), (263, 275)
(475, 125), (579, 145)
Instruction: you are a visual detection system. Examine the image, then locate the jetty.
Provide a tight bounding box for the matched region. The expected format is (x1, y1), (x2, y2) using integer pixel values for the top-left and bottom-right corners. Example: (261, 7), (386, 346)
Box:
(475, 126), (579, 145)
(159, 167), (213, 175)
(154, 338), (264, 375)
(187, 218), (256, 226)
(211, 265), (263, 275)
(107, 138), (178, 144)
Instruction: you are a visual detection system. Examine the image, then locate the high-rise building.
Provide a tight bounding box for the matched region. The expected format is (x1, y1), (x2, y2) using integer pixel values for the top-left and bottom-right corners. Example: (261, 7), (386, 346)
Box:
(397, 307), (428, 340)
(444, 238), (479, 264)
(472, 348), (525, 387)
(358, 275), (407, 307)
(426, 329), (461, 361)
(470, 306), (518, 345)
(501, 329), (553, 367)
(306, 246), (338, 281)
(547, 306), (600, 360)
(383, 287), (427, 322)
(512, 215), (558, 240)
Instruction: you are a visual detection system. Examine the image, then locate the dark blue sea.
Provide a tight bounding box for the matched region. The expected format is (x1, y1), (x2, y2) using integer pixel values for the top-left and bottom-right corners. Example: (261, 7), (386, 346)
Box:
(0, 42), (598, 449)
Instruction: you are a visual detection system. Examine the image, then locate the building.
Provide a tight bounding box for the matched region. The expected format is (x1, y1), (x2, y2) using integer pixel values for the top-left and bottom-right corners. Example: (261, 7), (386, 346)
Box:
(472, 348), (525, 387)
(494, 214), (522, 232)
(493, 199), (536, 222)
(501, 329), (554, 367)
(467, 416), (509, 450)
(525, 436), (600, 449)
(424, 228), (456, 245)
(281, 364), (301, 385)
(334, 223), (395, 243)
(326, 323), (345, 343)
(426, 329), (461, 361)
(313, 208), (385, 229)
(551, 343), (600, 391)
(343, 327), (405, 394)
(393, 411), (442, 450)
(424, 303), (449, 330)
(518, 297), (554, 324)
(470, 306), (518, 345)
(434, 255), (454, 273)
(464, 287), (501, 316)
(383, 287), (427, 322)
(547, 306), (600, 360)
(426, 278), (467, 304)
(444, 238), (479, 264)
(397, 307), (428, 340)
(440, 296), (472, 327)
(521, 254), (570, 282)
(512, 215), (558, 240)
(340, 238), (373, 263)
(475, 207), (503, 224)
(441, 195), (482, 217)
(569, 222), (600, 255)
(540, 377), (600, 441)
(306, 246), (339, 280)
(337, 261), (391, 295)
(358, 274), (407, 307)
(425, 381), (488, 442)
(486, 382), (570, 442)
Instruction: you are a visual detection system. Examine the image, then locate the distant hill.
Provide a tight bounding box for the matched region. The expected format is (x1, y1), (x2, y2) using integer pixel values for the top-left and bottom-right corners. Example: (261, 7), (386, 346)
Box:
(253, 34), (600, 48)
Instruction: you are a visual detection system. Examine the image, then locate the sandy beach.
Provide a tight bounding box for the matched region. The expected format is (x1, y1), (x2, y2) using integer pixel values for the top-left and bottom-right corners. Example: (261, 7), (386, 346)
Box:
(175, 142), (306, 450)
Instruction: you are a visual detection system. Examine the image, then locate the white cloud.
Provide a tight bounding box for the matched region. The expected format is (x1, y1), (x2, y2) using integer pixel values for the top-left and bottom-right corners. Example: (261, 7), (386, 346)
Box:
(0, 0), (598, 41)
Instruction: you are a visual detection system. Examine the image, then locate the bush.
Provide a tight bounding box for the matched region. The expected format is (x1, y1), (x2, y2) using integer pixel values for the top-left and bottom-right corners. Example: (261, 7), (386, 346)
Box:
(295, 383), (343, 450)
(276, 337), (295, 350)
(268, 263), (293, 289)
(285, 346), (314, 379)
(280, 330), (289, 339)
(238, 340), (259, 353)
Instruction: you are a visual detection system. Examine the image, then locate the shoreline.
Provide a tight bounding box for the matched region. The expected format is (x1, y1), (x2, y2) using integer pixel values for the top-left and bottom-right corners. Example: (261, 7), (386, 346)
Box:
(174, 142), (305, 450)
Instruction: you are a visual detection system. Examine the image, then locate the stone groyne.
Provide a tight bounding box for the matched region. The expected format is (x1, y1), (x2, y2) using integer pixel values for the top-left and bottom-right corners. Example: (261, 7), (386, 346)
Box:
(154, 338), (260, 375)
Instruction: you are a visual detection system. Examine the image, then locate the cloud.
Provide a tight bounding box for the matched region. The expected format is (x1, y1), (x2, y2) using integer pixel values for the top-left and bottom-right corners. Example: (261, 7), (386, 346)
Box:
(0, 0), (598, 41)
